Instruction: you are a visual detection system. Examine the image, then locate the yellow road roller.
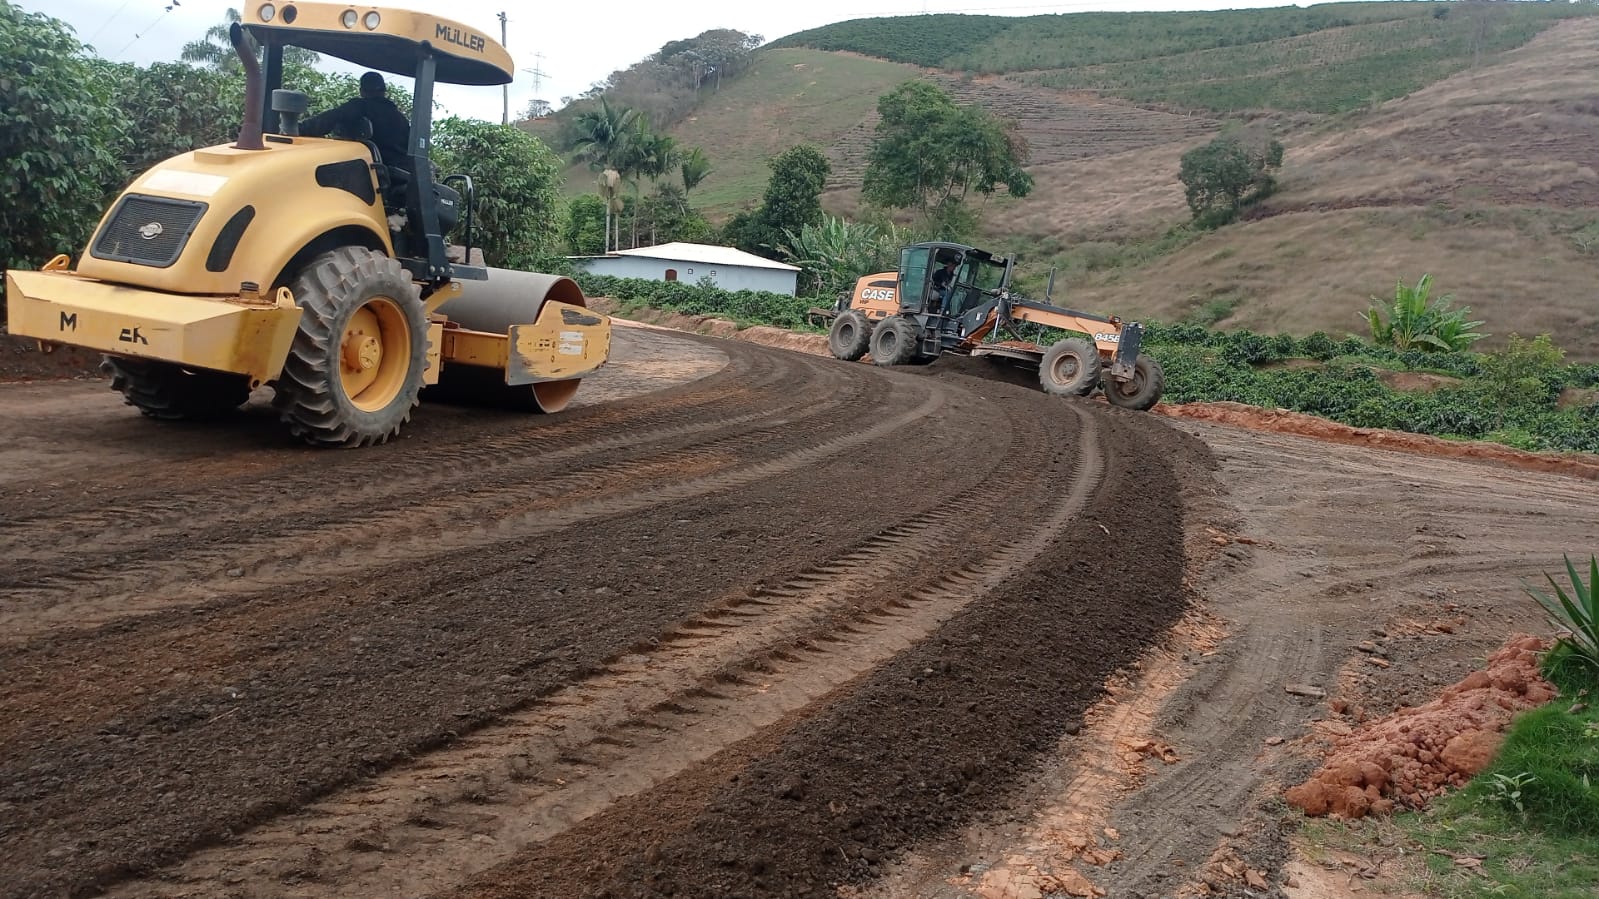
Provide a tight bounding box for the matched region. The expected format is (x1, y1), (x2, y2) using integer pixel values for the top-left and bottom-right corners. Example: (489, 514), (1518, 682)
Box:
(3, 1), (609, 446)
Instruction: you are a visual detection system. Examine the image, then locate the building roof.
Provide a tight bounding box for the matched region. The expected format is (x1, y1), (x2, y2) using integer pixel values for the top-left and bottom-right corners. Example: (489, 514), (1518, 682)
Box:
(610, 242), (800, 272)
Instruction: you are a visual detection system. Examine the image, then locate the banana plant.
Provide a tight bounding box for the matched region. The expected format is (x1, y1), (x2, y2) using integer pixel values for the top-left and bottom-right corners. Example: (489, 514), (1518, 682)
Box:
(1365, 274), (1485, 352)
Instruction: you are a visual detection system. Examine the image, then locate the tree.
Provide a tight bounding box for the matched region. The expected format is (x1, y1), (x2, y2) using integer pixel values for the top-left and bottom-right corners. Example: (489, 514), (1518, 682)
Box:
(596, 168), (624, 252)
(181, 7), (319, 72)
(680, 147), (713, 194)
(523, 98), (553, 119)
(1178, 131), (1284, 226)
(862, 80), (1032, 236)
(727, 145), (832, 259)
(1, 1), (123, 309)
(779, 215), (901, 299)
(563, 194), (609, 255)
(430, 119), (564, 270)
(569, 96), (639, 172)
(96, 61), (242, 174)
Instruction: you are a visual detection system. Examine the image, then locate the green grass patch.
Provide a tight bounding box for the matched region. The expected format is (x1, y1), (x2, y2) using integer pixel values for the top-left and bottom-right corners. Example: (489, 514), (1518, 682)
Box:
(1392, 672), (1599, 898)
(662, 49), (917, 217)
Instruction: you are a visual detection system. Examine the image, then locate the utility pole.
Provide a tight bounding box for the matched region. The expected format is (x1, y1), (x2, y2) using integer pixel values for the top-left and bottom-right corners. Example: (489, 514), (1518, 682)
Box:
(498, 11), (509, 125)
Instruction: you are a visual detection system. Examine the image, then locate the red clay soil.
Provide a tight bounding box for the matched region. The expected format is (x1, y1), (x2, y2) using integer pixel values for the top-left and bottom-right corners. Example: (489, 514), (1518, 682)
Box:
(1285, 635), (1555, 819)
(1159, 402), (1599, 482)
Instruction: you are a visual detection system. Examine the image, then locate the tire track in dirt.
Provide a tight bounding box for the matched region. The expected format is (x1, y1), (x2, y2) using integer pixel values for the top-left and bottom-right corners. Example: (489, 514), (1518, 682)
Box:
(1084, 423), (1599, 897)
(0, 337), (1054, 899)
(0, 344), (822, 569)
(454, 405), (1191, 899)
(0, 353), (869, 645)
(106, 406), (1103, 897)
(0, 354), (926, 740)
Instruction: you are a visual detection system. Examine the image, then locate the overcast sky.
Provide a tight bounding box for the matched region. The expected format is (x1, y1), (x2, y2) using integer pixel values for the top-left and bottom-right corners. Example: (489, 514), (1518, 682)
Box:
(27, 0), (1333, 122)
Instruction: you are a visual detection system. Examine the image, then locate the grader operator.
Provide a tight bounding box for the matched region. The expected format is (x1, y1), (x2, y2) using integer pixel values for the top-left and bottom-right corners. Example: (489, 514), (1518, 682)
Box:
(824, 242), (1165, 410)
(4, 2), (609, 446)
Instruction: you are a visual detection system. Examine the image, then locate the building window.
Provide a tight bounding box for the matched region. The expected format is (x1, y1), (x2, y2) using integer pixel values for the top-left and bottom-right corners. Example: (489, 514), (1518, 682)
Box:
(665, 268), (678, 281)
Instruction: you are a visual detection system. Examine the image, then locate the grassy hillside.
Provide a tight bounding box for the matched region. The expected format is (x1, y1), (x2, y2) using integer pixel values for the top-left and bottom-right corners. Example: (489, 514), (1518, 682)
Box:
(773, 2), (1594, 115)
(987, 20), (1599, 358)
(662, 49), (918, 214)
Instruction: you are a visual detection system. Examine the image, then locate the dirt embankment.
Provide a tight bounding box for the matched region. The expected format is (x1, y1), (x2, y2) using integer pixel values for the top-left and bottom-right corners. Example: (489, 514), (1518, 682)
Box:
(1285, 635), (1555, 819)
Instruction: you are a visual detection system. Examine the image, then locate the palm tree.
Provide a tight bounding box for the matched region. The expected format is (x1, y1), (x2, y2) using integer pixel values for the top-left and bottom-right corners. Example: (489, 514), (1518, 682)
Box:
(596, 169), (624, 252)
(569, 97), (639, 173)
(619, 125), (678, 248)
(182, 8), (320, 72)
(680, 147), (713, 195)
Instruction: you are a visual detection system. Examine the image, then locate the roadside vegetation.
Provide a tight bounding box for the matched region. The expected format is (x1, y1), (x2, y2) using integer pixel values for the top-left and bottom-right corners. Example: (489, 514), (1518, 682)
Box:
(1306, 558), (1599, 898)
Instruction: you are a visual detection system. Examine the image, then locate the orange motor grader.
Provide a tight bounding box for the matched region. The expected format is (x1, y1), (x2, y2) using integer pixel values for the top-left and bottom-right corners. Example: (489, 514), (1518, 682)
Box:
(822, 242), (1164, 410)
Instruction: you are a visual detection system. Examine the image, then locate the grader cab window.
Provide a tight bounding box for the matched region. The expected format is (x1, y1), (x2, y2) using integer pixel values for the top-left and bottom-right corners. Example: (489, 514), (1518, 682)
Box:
(898, 247), (933, 312)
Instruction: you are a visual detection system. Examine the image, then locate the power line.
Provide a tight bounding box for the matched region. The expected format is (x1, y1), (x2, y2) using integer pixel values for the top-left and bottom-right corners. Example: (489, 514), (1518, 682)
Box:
(115, 2), (181, 60)
(87, 0), (136, 45)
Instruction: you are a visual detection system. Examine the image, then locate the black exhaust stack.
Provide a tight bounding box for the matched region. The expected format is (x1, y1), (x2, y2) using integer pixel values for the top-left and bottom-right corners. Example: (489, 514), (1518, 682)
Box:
(231, 23), (265, 151)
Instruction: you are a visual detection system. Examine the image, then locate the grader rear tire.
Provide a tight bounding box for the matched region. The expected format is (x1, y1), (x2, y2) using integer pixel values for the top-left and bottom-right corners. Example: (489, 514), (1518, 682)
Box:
(870, 316), (923, 367)
(1039, 338), (1101, 397)
(102, 357), (251, 420)
(828, 310), (872, 361)
(273, 247), (428, 447)
(1103, 355), (1165, 411)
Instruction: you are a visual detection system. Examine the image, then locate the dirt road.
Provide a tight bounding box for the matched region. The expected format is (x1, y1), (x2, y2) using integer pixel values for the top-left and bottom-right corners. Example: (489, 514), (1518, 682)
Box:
(1, 325), (1591, 899)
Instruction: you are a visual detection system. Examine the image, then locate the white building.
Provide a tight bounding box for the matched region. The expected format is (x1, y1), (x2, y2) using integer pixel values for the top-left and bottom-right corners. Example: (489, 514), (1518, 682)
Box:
(573, 242), (799, 296)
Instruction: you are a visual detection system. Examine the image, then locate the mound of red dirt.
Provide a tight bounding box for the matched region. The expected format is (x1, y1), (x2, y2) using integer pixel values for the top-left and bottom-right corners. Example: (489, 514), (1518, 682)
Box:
(1285, 635), (1555, 819)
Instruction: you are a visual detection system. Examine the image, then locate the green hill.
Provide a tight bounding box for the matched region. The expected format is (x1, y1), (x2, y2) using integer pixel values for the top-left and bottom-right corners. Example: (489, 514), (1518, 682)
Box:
(552, 4), (1599, 357)
(772, 1), (1593, 115)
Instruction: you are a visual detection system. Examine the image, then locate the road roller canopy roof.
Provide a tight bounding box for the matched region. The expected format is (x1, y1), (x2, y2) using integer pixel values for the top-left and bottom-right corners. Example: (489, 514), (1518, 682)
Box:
(242, 1), (514, 86)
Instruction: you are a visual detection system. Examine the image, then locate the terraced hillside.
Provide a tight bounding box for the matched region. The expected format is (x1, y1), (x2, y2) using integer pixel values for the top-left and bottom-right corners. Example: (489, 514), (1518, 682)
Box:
(825, 74), (1214, 187)
(1032, 20), (1599, 357)
(776, 1), (1594, 115)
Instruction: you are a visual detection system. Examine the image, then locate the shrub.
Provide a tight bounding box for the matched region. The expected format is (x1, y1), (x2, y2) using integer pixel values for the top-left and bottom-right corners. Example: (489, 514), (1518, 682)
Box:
(1526, 556), (1599, 680)
(1365, 274), (1486, 352)
(1, 3), (124, 308)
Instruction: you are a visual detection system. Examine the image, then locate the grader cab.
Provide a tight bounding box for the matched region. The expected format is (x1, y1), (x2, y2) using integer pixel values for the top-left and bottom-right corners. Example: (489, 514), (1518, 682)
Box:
(825, 242), (1165, 410)
(4, 1), (610, 446)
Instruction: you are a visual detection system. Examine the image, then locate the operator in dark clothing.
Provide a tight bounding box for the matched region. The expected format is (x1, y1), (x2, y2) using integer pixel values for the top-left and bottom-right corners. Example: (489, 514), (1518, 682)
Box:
(930, 258), (958, 313)
(301, 71), (411, 167)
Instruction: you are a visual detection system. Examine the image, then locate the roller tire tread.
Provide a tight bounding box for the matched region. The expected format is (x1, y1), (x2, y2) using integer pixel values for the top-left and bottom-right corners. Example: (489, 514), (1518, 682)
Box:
(273, 246), (426, 448)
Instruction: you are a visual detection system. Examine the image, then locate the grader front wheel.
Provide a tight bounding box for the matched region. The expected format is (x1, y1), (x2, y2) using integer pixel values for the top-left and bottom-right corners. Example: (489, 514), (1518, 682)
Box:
(273, 247), (428, 447)
(1104, 355), (1166, 411)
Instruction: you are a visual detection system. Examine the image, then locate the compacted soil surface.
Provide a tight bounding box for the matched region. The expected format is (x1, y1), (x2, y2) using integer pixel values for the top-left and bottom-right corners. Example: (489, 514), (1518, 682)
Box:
(1, 323), (1591, 899)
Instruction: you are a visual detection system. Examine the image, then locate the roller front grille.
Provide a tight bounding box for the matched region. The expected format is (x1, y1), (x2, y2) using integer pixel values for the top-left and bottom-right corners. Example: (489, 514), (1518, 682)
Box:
(91, 194), (208, 267)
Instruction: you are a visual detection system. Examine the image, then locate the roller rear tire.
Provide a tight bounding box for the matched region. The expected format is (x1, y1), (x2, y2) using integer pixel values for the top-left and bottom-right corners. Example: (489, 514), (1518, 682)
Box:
(273, 247), (427, 447)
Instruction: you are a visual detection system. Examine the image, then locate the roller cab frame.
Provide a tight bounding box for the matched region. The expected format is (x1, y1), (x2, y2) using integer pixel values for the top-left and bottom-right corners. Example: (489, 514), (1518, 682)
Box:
(826, 242), (1164, 411)
(4, 0), (610, 446)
